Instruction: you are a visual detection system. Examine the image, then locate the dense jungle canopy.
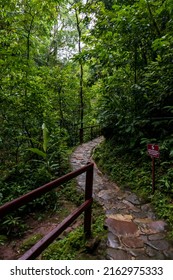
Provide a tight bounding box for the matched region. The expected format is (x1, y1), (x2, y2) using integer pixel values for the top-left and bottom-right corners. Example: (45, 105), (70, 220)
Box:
(1, 0), (173, 237)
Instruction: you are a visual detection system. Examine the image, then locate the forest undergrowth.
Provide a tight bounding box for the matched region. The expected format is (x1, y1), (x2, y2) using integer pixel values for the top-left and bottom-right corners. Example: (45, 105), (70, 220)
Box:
(0, 160), (106, 260)
(93, 138), (173, 240)
(1, 0), (173, 259)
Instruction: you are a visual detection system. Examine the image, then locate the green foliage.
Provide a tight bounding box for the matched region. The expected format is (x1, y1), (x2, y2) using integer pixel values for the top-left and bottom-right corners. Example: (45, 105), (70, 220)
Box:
(85, 1), (173, 231)
(93, 139), (173, 236)
(42, 214), (106, 260)
(42, 227), (84, 260)
(1, 0), (173, 255)
(1, 215), (27, 236)
(59, 181), (84, 206)
(20, 233), (44, 252)
(0, 235), (8, 246)
(42, 123), (49, 153)
(84, 0), (173, 154)
(158, 164), (173, 195)
(41, 180), (106, 260)
(0, 177), (59, 236)
(28, 148), (47, 159)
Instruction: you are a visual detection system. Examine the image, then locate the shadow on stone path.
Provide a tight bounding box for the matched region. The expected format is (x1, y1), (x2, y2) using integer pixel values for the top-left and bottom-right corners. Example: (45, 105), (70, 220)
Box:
(70, 137), (173, 260)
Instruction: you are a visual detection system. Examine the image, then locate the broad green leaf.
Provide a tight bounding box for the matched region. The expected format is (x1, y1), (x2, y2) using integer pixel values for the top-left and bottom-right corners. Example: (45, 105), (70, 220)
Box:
(28, 148), (47, 159)
(169, 150), (173, 158)
(42, 123), (49, 153)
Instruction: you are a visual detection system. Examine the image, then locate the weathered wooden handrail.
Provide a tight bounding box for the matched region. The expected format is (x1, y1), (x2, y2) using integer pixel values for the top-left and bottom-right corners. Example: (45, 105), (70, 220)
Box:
(19, 199), (93, 260)
(0, 162), (94, 260)
(79, 125), (101, 143)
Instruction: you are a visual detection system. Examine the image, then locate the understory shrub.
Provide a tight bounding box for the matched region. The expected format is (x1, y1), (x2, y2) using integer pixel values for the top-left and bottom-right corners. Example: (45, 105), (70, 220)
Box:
(93, 138), (173, 238)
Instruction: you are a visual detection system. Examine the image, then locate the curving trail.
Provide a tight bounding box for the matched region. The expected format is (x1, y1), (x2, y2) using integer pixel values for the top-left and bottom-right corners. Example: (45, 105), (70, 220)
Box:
(70, 137), (173, 260)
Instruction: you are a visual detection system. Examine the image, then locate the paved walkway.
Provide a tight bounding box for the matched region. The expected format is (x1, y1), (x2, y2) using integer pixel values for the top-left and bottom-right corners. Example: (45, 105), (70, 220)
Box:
(70, 137), (173, 260)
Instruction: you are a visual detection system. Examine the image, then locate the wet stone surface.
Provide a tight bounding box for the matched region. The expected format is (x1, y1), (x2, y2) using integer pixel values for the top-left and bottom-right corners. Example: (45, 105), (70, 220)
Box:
(70, 137), (173, 260)
(105, 218), (139, 236)
(147, 220), (167, 232)
(121, 236), (144, 248)
(107, 248), (132, 260)
(107, 233), (120, 249)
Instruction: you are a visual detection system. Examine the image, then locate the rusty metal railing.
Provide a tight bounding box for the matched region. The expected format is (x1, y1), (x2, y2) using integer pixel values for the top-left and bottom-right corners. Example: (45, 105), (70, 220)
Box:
(0, 162), (94, 260)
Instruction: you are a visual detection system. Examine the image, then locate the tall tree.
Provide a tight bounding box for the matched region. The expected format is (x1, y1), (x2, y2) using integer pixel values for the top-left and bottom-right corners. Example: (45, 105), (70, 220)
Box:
(83, 0), (173, 150)
(73, 2), (84, 143)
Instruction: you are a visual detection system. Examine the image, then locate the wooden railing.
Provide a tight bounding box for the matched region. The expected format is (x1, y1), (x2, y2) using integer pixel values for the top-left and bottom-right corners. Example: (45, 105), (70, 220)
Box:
(69, 124), (101, 145)
(79, 125), (101, 144)
(0, 162), (94, 260)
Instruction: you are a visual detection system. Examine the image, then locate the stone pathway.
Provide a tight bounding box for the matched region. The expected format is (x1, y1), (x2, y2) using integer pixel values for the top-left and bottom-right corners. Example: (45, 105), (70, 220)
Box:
(70, 137), (173, 260)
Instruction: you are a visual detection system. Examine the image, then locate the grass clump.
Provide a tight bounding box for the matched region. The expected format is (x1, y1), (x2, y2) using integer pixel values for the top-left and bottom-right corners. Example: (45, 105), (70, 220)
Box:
(41, 212), (106, 260)
(20, 233), (44, 252)
(41, 227), (84, 260)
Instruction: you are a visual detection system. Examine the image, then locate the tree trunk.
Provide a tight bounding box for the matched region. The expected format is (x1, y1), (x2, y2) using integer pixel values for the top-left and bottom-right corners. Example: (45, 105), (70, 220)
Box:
(75, 7), (84, 143)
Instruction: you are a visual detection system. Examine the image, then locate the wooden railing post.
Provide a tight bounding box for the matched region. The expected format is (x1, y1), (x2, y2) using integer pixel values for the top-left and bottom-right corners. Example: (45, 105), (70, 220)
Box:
(91, 126), (93, 140)
(0, 163), (94, 259)
(79, 125), (101, 144)
(79, 128), (83, 144)
(84, 163), (94, 237)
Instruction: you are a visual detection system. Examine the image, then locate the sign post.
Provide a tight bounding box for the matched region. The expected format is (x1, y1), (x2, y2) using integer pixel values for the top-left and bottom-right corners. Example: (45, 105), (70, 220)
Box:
(152, 157), (155, 194)
(147, 144), (160, 194)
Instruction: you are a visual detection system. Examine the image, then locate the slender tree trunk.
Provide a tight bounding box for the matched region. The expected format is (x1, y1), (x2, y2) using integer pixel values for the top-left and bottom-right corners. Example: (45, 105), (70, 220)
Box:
(79, 63), (84, 143)
(24, 13), (35, 147)
(75, 7), (84, 143)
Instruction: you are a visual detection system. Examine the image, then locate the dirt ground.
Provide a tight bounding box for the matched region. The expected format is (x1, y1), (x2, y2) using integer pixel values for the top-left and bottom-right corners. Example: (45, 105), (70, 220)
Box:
(0, 200), (80, 260)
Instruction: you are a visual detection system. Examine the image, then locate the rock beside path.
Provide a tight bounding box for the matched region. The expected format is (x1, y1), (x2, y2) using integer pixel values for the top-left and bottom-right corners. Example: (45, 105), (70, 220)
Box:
(70, 137), (173, 259)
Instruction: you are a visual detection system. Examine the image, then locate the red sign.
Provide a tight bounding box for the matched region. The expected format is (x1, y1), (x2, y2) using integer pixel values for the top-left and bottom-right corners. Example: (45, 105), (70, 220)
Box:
(147, 144), (160, 158)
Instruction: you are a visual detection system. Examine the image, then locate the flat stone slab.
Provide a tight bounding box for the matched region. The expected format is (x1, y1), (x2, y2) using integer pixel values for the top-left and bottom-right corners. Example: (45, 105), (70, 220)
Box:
(132, 211), (148, 219)
(105, 218), (139, 236)
(141, 204), (156, 219)
(112, 201), (127, 210)
(107, 214), (133, 221)
(163, 250), (173, 259)
(70, 137), (173, 260)
(121, 236), (144, 248)
(139, 220), (167, 235)
(148, 233), (165, 241)
(145, 246), (156, 257)
(122, 200), (140, 212)
(125, 193), (141, 205)
(107, 233), (120, 249)
(145, 240), (170, 251)
(98, 189), (115, 200)
(134, 218), (153, 224)
(107, 248), (132, 260)
(148, 221), (167, 232)
(128, 248), (145, 257)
